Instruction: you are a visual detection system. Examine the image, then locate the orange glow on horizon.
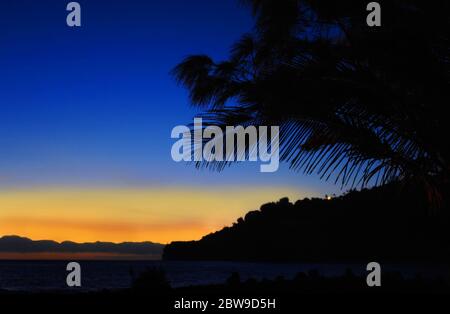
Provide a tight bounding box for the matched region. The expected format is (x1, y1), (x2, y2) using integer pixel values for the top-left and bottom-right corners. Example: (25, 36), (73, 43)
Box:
(0, 186), (307, 245)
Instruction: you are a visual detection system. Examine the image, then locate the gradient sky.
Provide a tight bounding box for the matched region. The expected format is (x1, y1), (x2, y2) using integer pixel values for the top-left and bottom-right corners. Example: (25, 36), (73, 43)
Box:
(0, 0), (342, 247)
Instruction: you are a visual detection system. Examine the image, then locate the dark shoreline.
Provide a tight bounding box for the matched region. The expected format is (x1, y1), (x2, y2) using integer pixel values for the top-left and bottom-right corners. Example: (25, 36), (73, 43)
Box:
(1, 266), (449, 294)
(1, 269), (449, 313)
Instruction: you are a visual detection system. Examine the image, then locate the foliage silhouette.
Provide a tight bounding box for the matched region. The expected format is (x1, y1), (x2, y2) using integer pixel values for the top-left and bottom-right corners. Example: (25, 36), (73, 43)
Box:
(172, 0), (450, 201)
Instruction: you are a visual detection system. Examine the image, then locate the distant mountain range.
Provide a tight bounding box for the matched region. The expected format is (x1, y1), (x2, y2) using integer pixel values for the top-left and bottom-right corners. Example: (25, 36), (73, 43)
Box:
(0, 235), (164, 258)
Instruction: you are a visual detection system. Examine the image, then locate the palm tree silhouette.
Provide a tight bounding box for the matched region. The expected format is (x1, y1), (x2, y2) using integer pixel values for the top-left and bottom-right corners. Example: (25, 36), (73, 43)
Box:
(172, 0), (449, 202)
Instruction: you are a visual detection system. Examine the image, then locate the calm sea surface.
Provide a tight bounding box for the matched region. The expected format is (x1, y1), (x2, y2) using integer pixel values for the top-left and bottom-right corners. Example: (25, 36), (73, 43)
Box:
(0, 260), (448, 292)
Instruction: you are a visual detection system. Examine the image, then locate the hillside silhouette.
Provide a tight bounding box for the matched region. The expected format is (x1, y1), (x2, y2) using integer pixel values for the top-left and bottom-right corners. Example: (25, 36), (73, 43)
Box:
(164, 183), (450, 262)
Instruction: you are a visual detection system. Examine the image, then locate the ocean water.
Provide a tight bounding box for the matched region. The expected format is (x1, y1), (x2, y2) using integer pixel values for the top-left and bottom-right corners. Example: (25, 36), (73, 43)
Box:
(0, 260), (448, 292)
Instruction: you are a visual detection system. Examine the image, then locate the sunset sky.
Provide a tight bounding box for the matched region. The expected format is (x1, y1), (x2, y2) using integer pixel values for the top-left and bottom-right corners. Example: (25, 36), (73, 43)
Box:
(0, 186), (309, 244)
(0, 0), (341, 252)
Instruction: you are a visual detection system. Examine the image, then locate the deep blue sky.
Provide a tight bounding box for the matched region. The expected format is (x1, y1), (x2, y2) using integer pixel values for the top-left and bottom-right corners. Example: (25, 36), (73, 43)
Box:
(0, 0), (340, 196)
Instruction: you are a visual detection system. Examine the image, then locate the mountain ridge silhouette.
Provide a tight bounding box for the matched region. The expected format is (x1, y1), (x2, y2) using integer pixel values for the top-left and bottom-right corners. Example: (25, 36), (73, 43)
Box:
(0, 235), (164, 256)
